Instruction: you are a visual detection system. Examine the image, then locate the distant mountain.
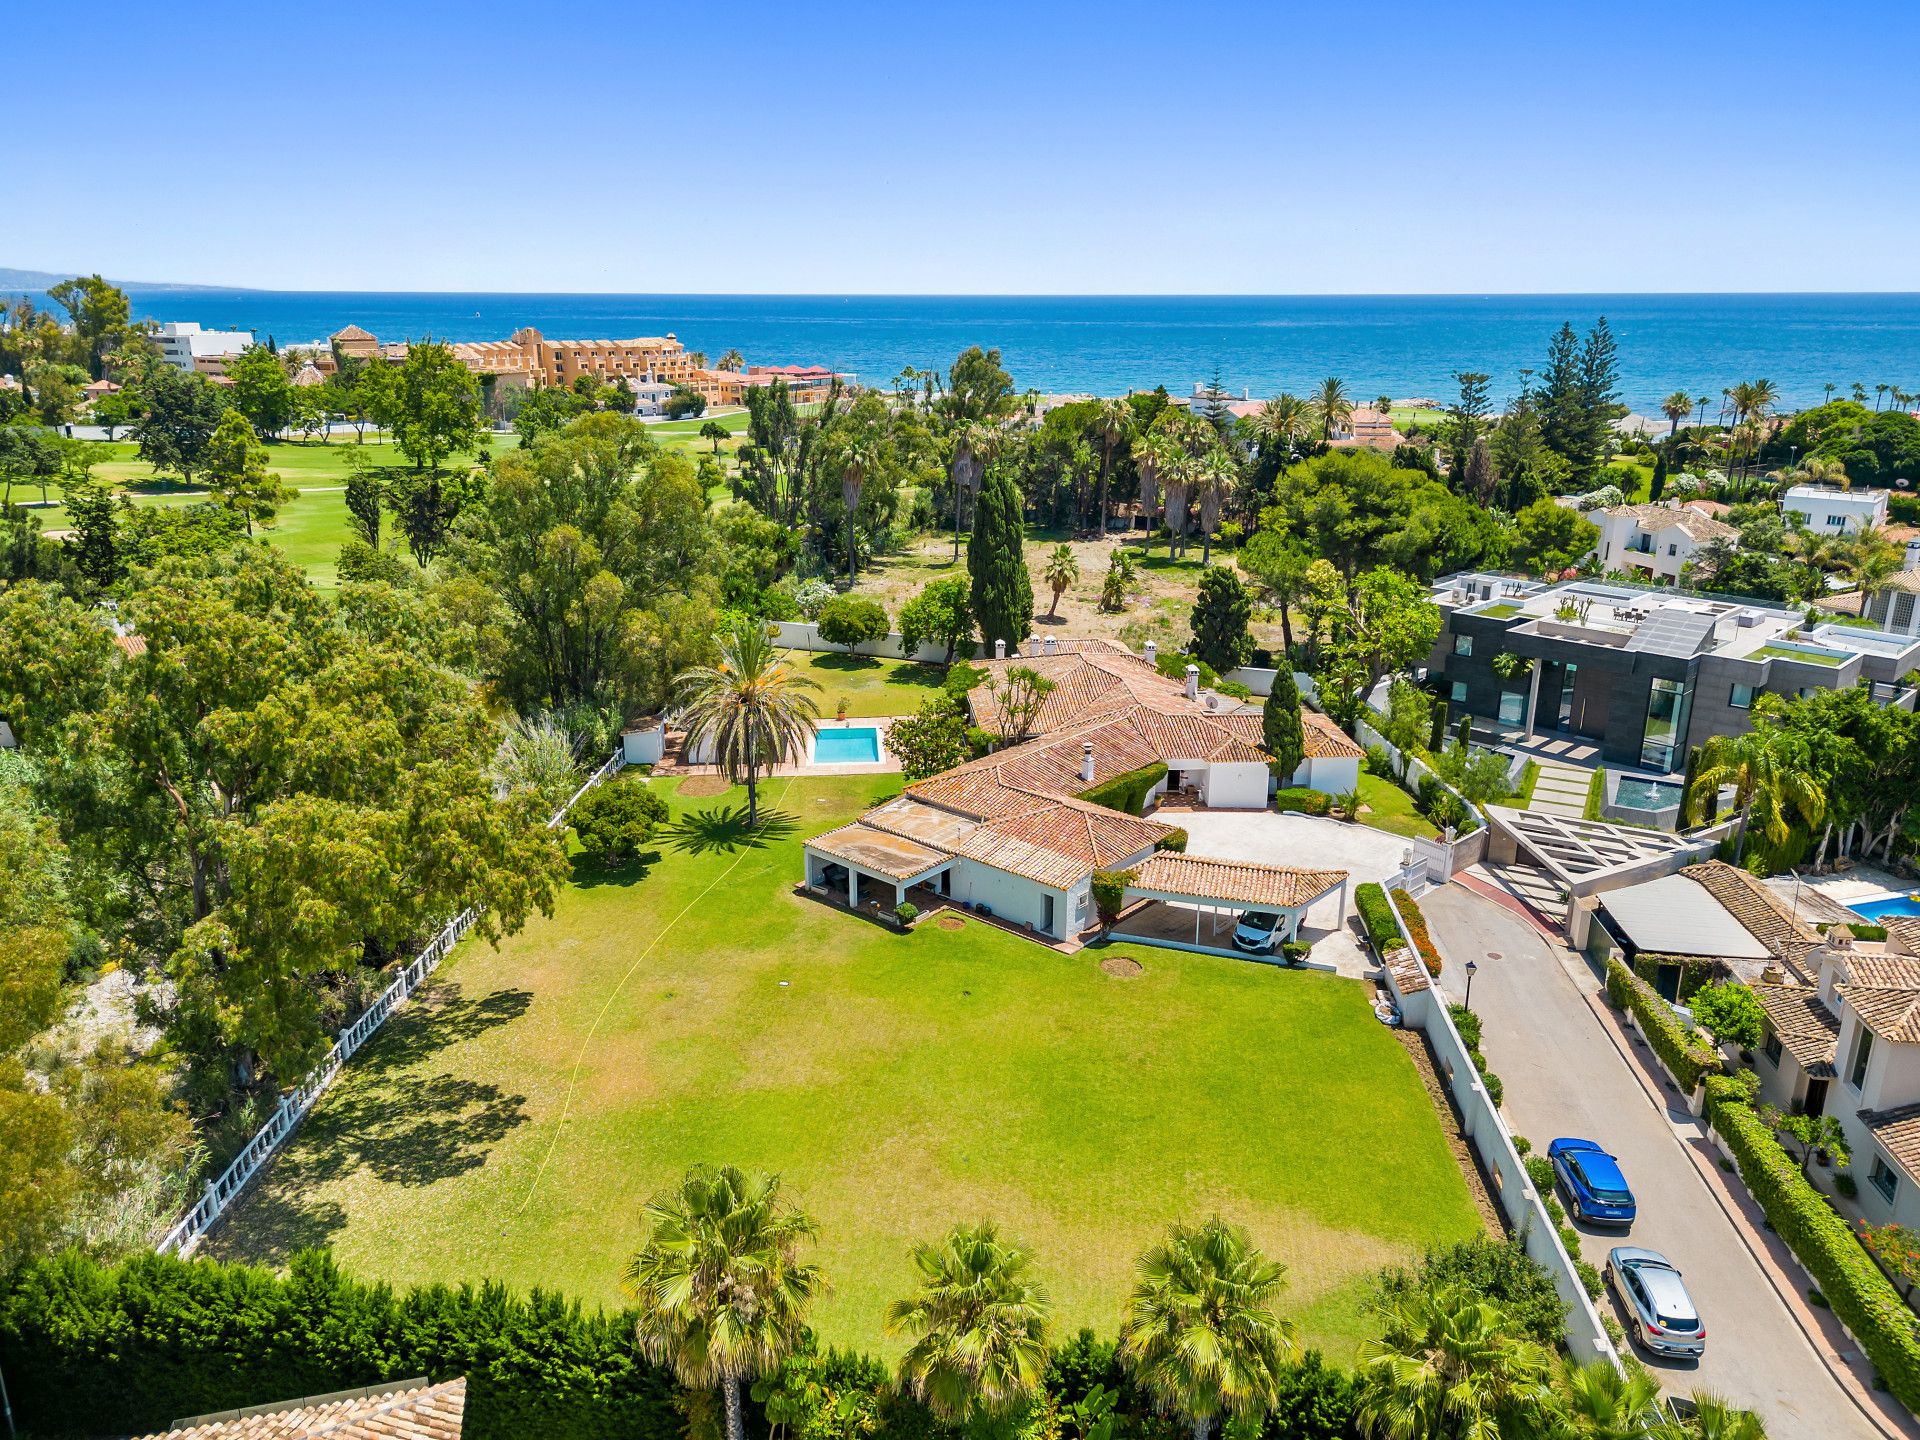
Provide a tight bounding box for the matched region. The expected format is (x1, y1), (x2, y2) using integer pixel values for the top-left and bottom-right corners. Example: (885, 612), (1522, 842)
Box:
(0, 266), (244, 294)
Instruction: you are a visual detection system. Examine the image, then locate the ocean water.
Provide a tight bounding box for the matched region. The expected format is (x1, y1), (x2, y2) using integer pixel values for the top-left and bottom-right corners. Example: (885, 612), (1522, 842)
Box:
(81, 290), (1920, 412)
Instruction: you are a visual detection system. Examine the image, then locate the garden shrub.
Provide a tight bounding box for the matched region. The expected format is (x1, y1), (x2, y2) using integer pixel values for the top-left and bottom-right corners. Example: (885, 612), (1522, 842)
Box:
(1090, 869), (1135, 929)
(1272, 786), (1332, 816)
(1582, 767), (1606, 821)
(1448, 1003), (1483, 1052)
(1354, 883), (1402, 950)
(569, 776), (669, 864)
(1155, 827), (1188, 853)
(1524, 1154), (1556, 1198)
(815, 595), (889, 652)
(1363, 744), (1395, 778)
(1704, 1076), (1920, 1410)
(1077, 762), (1167, 816)
(1370, 1237), (1567, 1347)
(895, 901), (918, 925)
(1606, 960), (1722, 1090)
(1391, 888), (1442, 976)
(0, 1250), (683, 1440)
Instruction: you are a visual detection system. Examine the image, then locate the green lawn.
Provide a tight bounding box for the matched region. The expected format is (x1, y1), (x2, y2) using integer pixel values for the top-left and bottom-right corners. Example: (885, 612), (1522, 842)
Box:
(1754, 644), (1845, 666)
(795, 651), (947, 718)
(206, 774), (1483, 1362)
(1354, 772), (1442, 840)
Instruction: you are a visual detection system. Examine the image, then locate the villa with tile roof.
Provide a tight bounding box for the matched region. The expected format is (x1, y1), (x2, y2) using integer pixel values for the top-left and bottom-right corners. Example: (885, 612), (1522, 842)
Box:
(801, 639), (1357, 943)
(1595, 502), (1738, 585)
(137, 1377), (465, 1440)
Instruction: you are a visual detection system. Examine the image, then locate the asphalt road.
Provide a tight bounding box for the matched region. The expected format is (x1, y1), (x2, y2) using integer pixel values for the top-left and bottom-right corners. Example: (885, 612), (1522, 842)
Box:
(1421, 883), (1883, 1440)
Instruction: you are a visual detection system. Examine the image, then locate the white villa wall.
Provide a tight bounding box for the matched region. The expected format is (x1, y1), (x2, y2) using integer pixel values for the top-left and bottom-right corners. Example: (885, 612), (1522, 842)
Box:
(1784, 486), (1888, 537)
(947, 858), (1075, 938)
(1203, 760), (1270, 809)
(1297, 754), (1360, 793)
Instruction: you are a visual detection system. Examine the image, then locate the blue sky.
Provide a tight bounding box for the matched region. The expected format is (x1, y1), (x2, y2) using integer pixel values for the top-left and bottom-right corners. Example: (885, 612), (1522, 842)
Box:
(6, 1), (1918, 294)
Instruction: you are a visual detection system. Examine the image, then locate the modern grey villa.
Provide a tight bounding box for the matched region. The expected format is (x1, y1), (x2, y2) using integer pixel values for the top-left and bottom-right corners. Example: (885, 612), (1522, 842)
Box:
(1429, 575), (1920, 773)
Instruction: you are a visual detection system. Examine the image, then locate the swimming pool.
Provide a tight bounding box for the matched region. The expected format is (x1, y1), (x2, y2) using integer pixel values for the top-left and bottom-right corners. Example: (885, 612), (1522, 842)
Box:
(1851, 893), (1920, 922)
(813, 725), (881, 764)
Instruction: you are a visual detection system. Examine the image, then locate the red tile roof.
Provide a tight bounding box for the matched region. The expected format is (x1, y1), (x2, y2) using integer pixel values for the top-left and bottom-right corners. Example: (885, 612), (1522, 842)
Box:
(135, 1378), (465, 1440)
(1130, 853), (1346, 909)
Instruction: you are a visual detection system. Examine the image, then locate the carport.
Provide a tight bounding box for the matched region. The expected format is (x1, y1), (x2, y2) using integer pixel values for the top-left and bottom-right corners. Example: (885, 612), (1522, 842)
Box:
(1116, 852), (1348, 958)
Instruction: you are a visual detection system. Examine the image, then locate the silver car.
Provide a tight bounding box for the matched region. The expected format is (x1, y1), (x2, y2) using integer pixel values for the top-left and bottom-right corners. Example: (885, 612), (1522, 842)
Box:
(1607, 1247), (1705, 1360)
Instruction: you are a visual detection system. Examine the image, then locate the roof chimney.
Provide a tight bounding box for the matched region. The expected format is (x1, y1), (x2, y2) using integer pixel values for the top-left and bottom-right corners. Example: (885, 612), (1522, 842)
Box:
(994, 638), (1007, 660)
(1144, 640), (1158, 665)
(1043, 635), (1056, 655)
(1185, 663), (1199, 701)
(1081, 741), (1095, 784)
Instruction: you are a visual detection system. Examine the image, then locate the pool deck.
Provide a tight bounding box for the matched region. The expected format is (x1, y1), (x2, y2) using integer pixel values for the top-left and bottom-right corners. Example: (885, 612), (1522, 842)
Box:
(1770, 865), (1917, 924)
(654, 719), (903, 779)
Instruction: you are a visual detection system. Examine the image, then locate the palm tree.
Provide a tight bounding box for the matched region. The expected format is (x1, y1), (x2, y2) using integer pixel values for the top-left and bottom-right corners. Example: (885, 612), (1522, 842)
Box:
(1780, 527), (1839, 589)
(1841, 522), (1903, 595)
(886, 1222), (1053, 1422)
(1135, 430), (1176, 554)
(1876, 384), (1890, 412)
(1119, 1218), (1297, 1440)
(622, 1165), (823, 1440)
(675, 617), (821, 828)
(1798, 454), (1849, 489)
(1688, 726), (1826, 867)
(1043, 542), (1079, 618)
(1656, 1392), (1768, 1439)
(1373, 393), (1393, 417)
(1312, 377), (1354, 442)
(1661, 391), (1695, 442)
(949, 422), (996, 561)
(838, 435), (880, 583)
(1091, 396), (1132, 538)
(1560, 1357), (1663, 1439)
(1353, 1286), (1555, 1440)
(1161, 450), (1196, 558)
(1249, 393), (1312, 466)
(1192, 447), (1238, 564)
(718, 348), (744, 372)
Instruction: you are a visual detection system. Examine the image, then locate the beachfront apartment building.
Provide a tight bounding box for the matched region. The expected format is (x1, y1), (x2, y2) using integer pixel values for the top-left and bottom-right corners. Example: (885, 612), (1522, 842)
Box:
(1783, 484), (1889, 536)
(1595, 502), (1737, 585)
(153, 321), (253, 376)
(1428, 574), (1920, 773)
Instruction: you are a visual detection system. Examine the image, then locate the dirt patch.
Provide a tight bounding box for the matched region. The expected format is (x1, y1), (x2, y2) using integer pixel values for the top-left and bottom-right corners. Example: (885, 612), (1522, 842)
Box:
(675, 775), (730, 798)
(1100, 955), (1144, 978)
(937, 916), (967, 932)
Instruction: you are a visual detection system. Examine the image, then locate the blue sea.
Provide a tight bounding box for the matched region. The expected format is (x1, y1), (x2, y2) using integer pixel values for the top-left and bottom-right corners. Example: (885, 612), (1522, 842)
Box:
(66, 290), (1920, 412)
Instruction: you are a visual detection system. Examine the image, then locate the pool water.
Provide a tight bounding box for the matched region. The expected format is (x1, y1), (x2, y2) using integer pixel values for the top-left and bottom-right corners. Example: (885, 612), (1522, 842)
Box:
(1614, 777), (1682, 811)
(1852, 893), (1920, 922)
(814, 726), (881, 764)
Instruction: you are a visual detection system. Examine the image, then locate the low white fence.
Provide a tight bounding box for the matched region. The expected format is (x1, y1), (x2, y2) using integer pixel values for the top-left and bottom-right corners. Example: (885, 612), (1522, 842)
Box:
(1371, 892), (1619, 1370)
(156, 749), (626, 1256)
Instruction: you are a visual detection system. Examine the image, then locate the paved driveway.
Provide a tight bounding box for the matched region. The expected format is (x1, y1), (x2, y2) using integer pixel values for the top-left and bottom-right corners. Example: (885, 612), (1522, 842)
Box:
(1173, 810), (1417, 932)
(1421, 884), (1891, 1440)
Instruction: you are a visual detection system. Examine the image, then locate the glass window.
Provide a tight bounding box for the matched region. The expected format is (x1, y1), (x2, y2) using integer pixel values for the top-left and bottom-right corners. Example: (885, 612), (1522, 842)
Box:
(1763, 1031), (1783, 1065)
(1872, 1154), (1899, 1204)
(1454, 633), (1474, 657)
(1851, 1026), (1875, 1090)
(1730, 683), (1756, 710)
(1498, 691), (1525, 725)
(1451, 681), (1468, 704)
(1639, 677), (1693, 772)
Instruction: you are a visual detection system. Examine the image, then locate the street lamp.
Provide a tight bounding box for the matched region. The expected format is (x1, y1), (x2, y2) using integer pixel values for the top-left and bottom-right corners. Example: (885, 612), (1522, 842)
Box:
(1464, 957), (1480, 1012)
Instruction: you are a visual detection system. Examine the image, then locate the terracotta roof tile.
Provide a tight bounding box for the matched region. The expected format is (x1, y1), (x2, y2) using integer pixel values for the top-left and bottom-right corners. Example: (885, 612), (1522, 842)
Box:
(1841, 984), (1920, 1043)
(1860, 1102), (1920, 1179)
(136, 1378), (465, 1440)
(1751, 983), (1839, 1075)
(1681, 861), (1822, 980)
(1129, 853), (1346, 909)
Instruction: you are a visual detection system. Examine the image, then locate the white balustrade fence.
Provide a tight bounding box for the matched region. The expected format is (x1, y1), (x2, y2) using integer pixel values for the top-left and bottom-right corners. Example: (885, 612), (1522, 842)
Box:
(156, 749), (626, 1257)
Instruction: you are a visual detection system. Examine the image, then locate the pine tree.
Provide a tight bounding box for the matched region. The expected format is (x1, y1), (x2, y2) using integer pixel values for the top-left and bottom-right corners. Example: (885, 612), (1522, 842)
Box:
(968, 468), (1034, 651)
(1189, 565), (1254, 673)
(1263, 666), (1306, 784)
(1576, 317), (1621, 476)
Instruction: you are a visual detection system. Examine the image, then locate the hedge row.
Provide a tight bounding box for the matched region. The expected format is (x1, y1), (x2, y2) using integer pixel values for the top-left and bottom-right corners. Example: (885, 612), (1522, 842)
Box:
(1703, 1077), (1920, 1409)
(1605, 959), (1722, 1090)
(1355, 882), (1402, 952)
(1077, 762), (1167, 817)
(1272, 786), (1332, 816)
(0, 1250), (1366, 1440)
(0, 1250), (680, 1440)
(1390, 887), (1442, 977)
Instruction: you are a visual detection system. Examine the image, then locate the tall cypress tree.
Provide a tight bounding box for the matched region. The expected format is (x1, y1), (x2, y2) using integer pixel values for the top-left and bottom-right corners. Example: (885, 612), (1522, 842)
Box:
(1262, 665), (1306, 785)
(1650, 450), (1668, 503)
(968, 468), (1034, 650)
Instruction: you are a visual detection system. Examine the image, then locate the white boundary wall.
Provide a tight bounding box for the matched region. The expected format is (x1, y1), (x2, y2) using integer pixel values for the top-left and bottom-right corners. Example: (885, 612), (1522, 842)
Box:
(1353, 717), (1489, 882)
(1371, 888), (1620, 1370)
(156, 749), (627, 1256)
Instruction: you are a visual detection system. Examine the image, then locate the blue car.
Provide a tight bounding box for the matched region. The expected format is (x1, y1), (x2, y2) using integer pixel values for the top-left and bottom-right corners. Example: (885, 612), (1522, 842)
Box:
(1548, 1137), (1637, 1225)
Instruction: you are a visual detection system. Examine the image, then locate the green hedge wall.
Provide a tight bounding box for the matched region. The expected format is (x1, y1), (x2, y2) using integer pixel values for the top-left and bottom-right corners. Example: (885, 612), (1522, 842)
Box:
(0, 1251), (681, 1440)
(1272, 787), (1332, 816)
(1605, 959), (1722, 1090)
(1703, 1077), (1920, 1409)
(1355, 882), (1402, 952)
(1077, 762), (1168, 817)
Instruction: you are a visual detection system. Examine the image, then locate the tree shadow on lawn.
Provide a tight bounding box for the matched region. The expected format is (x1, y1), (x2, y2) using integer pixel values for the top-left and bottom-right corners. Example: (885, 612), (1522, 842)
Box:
(365, 982), (533, 1069)
(569, 849), (663, 889)
(205, 1189), (348, 1268)
(662, 804), (796, 856)
(290, 1071), (529, 1188)
(810, 652), (882, 673)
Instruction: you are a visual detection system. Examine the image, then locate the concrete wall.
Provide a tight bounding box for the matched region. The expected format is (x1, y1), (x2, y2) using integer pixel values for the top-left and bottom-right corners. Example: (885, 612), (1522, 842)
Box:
(1378, 953), (1619, 1370)
(1204, 760), (1271, 809)
(1298, 754), (1360, 793)
(947, 857), (1077, 939)
(773, 619), (973, 666)
(621, 726), (665, 765)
